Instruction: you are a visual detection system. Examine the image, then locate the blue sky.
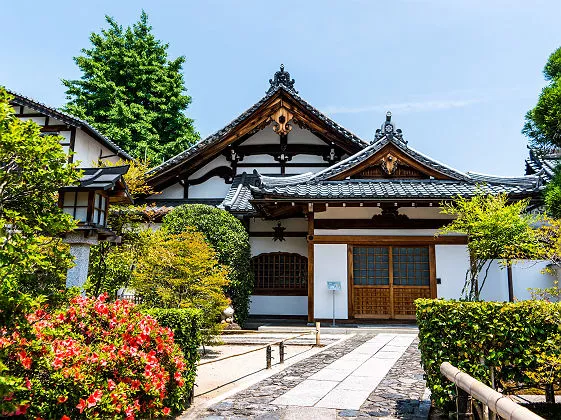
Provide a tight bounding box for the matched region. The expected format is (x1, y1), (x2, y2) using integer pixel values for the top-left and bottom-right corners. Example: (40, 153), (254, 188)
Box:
(2, 0), (560, 175)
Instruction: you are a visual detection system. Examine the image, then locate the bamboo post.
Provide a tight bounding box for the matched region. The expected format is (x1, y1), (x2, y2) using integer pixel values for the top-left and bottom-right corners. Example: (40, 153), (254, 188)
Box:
(279, 341), (285, 364)
(266, 345), (272, 369)
(456, 386), (473, 420)
(315, 321), (321, 347)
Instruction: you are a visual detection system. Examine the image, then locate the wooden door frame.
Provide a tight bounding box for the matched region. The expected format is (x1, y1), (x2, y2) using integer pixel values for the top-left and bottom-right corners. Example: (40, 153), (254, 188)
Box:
(347, 243), (437, 320)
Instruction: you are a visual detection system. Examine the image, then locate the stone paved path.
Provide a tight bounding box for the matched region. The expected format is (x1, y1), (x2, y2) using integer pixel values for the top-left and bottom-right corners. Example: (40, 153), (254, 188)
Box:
(199, 333), (429, 419)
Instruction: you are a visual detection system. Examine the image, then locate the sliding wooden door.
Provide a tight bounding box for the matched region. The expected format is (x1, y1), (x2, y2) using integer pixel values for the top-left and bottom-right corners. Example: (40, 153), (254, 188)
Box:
(348, 245), (436, 320)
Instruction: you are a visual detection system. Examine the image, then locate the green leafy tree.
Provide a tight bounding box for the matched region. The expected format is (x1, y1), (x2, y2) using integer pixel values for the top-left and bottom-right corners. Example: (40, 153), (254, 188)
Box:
(523, 46), (561, 148)
(163, 205), (254, 325)
(0, 87), (79, 321)
(132, 230), (229, 323)
(438, 192), (541, 301)
(0, 87), (79, 408)
(544, 165), (561, 218)
(62, 11), (199, 162)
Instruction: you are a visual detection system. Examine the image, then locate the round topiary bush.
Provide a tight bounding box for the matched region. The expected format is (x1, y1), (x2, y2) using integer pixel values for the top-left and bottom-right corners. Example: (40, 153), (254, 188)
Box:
(163, 204), (253, 325)
(0, 294), (191, 418)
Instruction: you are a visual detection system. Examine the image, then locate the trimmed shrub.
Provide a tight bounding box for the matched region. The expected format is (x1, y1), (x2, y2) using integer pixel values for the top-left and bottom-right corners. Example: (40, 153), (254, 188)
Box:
(142, 308), (202, 390)
(0, 294), (192, 418)
(163, 204), (253, 325)
(416, 299), (561, 411)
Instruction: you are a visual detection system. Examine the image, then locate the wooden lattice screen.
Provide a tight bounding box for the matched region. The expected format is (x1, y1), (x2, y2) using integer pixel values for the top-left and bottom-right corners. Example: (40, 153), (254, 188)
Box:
(251, 252), (308, 295)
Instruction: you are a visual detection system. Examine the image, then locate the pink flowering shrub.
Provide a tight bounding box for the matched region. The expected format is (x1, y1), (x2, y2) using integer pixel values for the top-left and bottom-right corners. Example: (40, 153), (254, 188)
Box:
(0, 294), (191, 419)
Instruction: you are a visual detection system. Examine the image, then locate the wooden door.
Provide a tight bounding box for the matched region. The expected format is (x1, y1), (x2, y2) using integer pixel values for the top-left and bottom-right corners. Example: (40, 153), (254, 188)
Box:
(349, 245), (436, 320)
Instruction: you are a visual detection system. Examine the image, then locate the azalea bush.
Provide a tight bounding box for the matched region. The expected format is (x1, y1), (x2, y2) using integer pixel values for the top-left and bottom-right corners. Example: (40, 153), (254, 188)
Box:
(0, 294), (193, 418)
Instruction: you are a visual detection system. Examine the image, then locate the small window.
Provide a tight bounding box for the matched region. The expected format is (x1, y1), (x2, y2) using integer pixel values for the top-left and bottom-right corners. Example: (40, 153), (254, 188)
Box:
(251, 252), (308, 295)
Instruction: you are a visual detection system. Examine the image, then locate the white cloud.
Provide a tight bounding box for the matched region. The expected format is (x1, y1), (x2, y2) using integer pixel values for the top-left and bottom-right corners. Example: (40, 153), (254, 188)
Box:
(323, 98), (482, 115)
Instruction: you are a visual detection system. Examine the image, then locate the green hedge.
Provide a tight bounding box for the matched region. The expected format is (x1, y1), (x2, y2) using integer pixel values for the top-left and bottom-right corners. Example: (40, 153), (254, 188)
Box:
(415, 299), (561, 410)
(143, 308), (203, 396)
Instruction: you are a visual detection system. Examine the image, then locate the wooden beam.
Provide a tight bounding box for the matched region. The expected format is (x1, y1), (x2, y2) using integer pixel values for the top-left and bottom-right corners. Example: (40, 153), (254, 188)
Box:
(312, 235), (468, 245)
(315, 218), (451, 230)
(307, 210), (315, 323)
(68, 127), (77, 164)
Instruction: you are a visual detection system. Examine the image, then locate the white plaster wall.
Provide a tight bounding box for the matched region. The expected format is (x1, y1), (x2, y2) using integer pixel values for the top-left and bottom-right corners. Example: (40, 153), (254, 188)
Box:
(250, 218), (307, 232)
(250, 237), (307, 257)
(72, 129), (118, 167)
(155, 183), (184, 199)
(285, 166), (328, 175)
(58, 131), (72, 142)
(240, 123), (279, 145)
(315, 207), (382, 219)
(289, 154), (326, 164)
(188, 177), (231, 199)
(399, 207), (454, 220)
(240, 155), (277, 164)
(188, 155), (229, 179)
(287, 125), (326, 145)
(479, 260), (554, 301)
(435, 245), (471, 299)
(244, 167), (282, 175)
(314, 244), (348, 319)
(249, 296), (307, 315)
(19, 116), (46, 125)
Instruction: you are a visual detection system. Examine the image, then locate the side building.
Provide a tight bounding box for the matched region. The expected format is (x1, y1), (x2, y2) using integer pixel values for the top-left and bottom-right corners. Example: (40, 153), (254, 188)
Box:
(144, 66), (553, 322)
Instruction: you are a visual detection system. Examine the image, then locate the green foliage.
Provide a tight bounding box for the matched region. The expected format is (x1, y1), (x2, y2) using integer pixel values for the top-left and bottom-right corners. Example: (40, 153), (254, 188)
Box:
(416, 299), (561, 412)
(544, 165), (561, 218)
(523, 46), (561, 148)
(0, 86), (79, 324)
(62, 11), (199, 162)
(132, 229), (230, 325)
(142, 308), (202, 392)
(0, 294), (191, 418)
(163, 204), (254, 325)
(439, 192), (541, 300)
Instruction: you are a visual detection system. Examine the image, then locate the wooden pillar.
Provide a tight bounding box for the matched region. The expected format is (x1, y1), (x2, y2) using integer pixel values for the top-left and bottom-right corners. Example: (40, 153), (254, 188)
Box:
(507, 262), (514, 302)
(307, 205), (314, 323)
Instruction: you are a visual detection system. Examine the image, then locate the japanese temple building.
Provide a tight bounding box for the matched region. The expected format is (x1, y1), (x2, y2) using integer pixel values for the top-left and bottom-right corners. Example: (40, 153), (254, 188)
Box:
(146, 66), (553, 322)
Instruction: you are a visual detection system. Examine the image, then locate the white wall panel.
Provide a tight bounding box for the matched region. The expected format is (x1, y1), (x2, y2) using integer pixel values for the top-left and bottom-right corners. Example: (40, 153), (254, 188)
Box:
(314, 244), (348, 319)
(250, 218), (307, 232)
(287, 125), (326, 145)
(188, 156), (229, 179)
(250, 237), (307, 257)
(435, 245), (470, 299)
(72, 129), (118, 167)
(240, 123), (278, 145)
(188, 177), (230, 199)
(156, 183), (184, 199)
(249, 296), (307, 315)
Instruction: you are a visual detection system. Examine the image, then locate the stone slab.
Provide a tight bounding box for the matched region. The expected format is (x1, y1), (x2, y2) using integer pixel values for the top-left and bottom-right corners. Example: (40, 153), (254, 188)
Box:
(272, 379), (339, 406)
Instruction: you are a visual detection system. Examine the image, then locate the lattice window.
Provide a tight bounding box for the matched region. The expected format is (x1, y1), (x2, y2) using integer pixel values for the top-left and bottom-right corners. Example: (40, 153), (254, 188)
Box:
(392, 247), (430, 286)
(353, 247), (389, 285)
(251, 252), (307, 295)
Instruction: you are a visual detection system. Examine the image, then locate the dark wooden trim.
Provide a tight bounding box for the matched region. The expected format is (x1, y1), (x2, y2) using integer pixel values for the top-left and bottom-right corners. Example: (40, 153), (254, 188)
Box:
(313, 235), (467, 245)
(429, 244), (437, 298)
(315, 218), (451, 230)
(187, 166), (234, 185)
(44, 116), (49, 126)
(40, 125), (71, 132)
(236, 162), (330, 168)
(249, 231), (307, 237)
(307, 211), (315, 323)
(68, 127), (77, 164)
(235, 143), (333, 157)
(389, 246), (395, 318)
(252, 289), (308, 296)
(15, 112), (47, 118)
(347, 245), (354, 319)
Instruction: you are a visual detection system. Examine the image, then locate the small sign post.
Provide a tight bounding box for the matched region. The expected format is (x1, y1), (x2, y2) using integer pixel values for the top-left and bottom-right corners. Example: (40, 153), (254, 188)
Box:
(327, 281), (341, 327)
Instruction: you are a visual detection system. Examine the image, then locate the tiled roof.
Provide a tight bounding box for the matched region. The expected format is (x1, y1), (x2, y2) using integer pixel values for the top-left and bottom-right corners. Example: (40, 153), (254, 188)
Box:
(525, 147), (559, 182)
(250, 178), (541, 201)
(8, 89), (133, 161)
(148, 84), (368, 176)
(220, 173), (259, 213)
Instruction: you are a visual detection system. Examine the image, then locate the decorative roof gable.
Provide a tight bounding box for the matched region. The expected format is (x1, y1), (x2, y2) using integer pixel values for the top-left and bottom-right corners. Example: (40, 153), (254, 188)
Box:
(147, 65), (368, 188)
(308, 112), (471, 183)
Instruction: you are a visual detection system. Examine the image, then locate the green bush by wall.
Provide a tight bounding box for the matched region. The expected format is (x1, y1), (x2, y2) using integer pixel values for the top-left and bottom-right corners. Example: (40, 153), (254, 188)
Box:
(415, 299), (561, 410)
(163, 204), (254, 325)
(143, 308), (203, 396)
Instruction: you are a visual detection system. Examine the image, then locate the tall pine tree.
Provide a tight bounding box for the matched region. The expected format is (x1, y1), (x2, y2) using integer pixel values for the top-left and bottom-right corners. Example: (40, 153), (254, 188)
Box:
(62, 11), (198, 162)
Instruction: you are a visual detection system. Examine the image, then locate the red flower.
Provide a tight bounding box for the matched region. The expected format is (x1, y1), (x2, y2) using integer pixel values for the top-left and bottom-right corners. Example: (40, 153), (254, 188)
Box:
(162, 407), (171, 416)
(57, 395), (68, 404)
(25, 377), (31, 390)
(61, 416), (71, 420)
(76, 399), (87, 413)
(87, 389), (103, 408)
(18, 350), (32, 369)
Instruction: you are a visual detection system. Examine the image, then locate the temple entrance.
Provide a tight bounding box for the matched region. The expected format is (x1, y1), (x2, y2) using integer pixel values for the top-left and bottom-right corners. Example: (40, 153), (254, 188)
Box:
(348, 245), (436, 319)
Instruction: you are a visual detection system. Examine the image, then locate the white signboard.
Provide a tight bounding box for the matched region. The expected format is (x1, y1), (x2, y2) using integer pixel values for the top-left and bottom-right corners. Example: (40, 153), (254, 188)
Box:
(327, 281), (341, 291)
